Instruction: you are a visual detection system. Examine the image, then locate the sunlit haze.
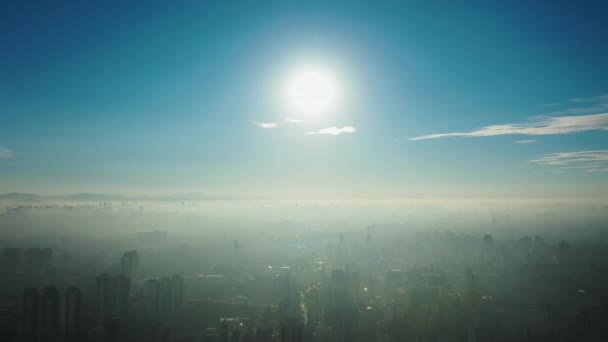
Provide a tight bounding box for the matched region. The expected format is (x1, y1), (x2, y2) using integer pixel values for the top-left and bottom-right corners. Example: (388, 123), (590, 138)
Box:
(1, 3), (608, 342)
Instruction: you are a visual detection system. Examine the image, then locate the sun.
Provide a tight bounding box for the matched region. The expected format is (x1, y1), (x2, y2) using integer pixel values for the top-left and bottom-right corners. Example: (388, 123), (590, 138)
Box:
(285, 67), (339, 116)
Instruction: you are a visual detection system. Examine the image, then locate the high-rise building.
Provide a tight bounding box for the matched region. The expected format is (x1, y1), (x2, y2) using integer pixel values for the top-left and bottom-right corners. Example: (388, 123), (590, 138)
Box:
(96, 273), (113, 325)
(155, 324), (174, 342)
(169, 275), (184, 314)
(120, 250), (139, 284)
(279, 318), (303, 342)
(219, 318), (251, 342)
(21, 288), (40, 342)
(115, 275), (131, 320)
(255, 306), (274, 342)
(277, 271), (300, 320)
(329, 269), (347, 324)
(96, 273), (131, 325)
(137, 275), (183, 323)
(107, 317), (121, 342)
(143, 278), (161, 322)
(41, 285), (61, 341)
(159, 277), (172, 320)
(329, 269), (356, 342)
(63, 286), (82, 342)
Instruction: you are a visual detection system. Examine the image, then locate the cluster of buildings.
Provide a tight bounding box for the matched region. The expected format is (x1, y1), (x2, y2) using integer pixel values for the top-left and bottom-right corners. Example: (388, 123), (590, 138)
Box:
(1, 227), (608, 341)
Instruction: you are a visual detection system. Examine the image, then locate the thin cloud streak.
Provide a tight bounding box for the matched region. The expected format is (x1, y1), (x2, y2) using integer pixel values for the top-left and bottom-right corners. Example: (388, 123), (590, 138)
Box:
(410, 113), (608, 140)
(516, 140), (538, 144)
(531, 150), (608, 173)
(0, 146), (15, 159)
(253, 121), (278, 129)
(569, 93), (608, 103)
(307, 126), (356, 136)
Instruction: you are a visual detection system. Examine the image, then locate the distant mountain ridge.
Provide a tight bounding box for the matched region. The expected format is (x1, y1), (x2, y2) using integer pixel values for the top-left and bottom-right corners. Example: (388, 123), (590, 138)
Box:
(0, 192), (240, 202)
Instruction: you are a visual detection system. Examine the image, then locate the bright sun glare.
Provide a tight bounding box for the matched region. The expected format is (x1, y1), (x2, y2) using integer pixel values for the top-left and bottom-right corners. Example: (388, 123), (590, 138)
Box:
(286, 68), (339, 116)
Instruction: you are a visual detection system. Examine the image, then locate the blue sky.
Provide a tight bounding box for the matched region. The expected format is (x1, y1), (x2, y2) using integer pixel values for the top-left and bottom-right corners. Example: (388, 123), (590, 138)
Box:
(1, 1), (608, 197)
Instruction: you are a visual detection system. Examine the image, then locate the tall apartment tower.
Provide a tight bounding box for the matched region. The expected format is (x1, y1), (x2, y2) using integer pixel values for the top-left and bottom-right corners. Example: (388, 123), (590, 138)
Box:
(96, 273), (131, 325)
(170, 275), (184, 314)
(64, 286), (82, 342)
(21, 288), (40, 342)
(279, 318), (304, 342)
(115, 275), (131, 319)
(40, 285), (61, 341)
(159, 277), (172, 320)
(120, 250), (139, 284)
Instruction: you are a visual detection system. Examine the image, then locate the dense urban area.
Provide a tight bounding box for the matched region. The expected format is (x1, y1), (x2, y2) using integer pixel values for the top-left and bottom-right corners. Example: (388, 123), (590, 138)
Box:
(1, 197), (607, 342)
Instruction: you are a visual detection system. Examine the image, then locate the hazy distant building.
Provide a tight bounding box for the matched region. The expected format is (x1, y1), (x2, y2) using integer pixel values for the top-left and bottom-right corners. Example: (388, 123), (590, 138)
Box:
(96, 274), (131, 325)
(159, 277), (172, 320)
(219, 317), (251, 342)
(155, 324), (174, 342)
(41, 285), (61, 341)
(329, 269), (356, 342)
(138, 275), (184, 323)
(64, 287), (82, 342)
(254, 306), (274, 342)
(279, 318), (303, 342)
(20, 288), (40, 342)
(170, 275), (184, 314)
(277, 271), (300, 320)
(144, 278), (161, 322)
(107, 317), (122, 342)
(120, 250), (139, 284)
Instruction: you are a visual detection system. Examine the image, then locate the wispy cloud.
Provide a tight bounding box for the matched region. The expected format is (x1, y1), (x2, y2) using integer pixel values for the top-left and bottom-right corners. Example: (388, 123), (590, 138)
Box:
(285, 118), (304, 123)
(568, 93), (608, 103)
(307, 126), (356, 136)
(539, 93), (608, 115)
(0, 146), (15, 159)
(548, 104), (608, 116)
(516, 140), (538, 144)
(410, 113), (608, 140)
(531, 150), (608, 173)
(252, 121), (278, 129)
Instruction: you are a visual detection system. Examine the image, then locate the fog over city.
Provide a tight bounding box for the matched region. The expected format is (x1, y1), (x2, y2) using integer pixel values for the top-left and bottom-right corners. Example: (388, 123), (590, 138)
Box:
(2, 1), (608, 342)
(2, 195), (608, 341)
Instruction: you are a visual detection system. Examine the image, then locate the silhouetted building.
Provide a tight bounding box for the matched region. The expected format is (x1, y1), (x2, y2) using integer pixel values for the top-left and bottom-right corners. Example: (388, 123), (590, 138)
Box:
(155, 324), (174, 342)
(21, 288), (40, 342)
(96, 274), (131, 325)
(279, 318), (303, 342)
(137, 275), (184, 323)
(277, 271), (299, 320)
(63, 286), (82, 342)
(120, 250), (139, 284)
(159, 277), (172, 320)
(170, 275), (184, 314)
(107, 317), (121, 342)
(219, 318), (251, 342)
(41, 285), (60, 341)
